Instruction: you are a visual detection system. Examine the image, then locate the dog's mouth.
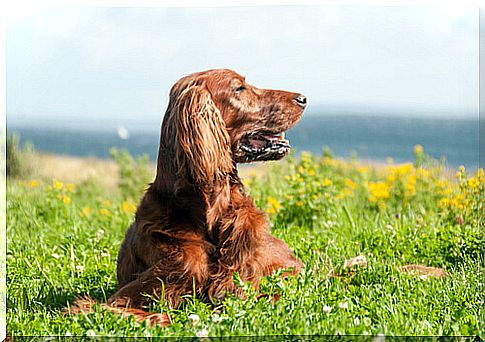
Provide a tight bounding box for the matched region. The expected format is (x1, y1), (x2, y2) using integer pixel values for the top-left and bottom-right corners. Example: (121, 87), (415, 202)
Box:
(239, 131), (291, 162)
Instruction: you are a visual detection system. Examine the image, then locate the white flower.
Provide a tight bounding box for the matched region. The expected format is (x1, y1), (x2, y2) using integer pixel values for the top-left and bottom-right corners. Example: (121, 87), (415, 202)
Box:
(338, 301), (348, 309)
(188, 313), (200, 326)
(75, 265), (85, 272)
(212, 314), (224, 323)
(196, 328), (209, 337)
(322, 305), (332, 313)
(86, 330), (96, 337)
(65, 331), (72, 337)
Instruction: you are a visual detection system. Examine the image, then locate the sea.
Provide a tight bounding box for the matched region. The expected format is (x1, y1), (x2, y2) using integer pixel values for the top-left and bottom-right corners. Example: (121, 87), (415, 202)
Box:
(7, 112), (481, 171)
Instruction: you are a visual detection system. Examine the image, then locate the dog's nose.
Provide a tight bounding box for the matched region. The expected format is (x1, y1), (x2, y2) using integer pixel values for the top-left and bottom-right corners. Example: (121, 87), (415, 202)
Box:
(295, 94), (307, 108)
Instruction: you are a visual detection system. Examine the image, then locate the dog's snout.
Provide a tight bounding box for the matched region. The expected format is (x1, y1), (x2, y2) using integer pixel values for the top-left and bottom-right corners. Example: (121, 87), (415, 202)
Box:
(295, 94), (307, 108)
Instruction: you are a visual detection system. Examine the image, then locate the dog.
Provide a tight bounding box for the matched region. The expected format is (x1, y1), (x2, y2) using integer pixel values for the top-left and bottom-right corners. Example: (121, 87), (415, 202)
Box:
(71, 69), (306, 326)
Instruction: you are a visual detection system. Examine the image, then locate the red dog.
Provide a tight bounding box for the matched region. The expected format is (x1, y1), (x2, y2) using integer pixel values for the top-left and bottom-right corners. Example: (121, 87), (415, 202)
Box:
(72, 69), (306, 326)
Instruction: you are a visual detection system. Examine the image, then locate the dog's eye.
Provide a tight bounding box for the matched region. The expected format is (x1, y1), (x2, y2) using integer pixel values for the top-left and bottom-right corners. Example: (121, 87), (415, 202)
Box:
(235, 85), (246, 93)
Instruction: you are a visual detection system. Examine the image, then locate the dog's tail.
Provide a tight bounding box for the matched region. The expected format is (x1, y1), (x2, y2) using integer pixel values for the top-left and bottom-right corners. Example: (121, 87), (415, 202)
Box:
(65, 296), (171, 327)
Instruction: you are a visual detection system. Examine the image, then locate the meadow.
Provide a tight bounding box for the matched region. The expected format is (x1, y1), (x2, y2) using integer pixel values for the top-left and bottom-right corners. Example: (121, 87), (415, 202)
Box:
(6, 145), (485, 337)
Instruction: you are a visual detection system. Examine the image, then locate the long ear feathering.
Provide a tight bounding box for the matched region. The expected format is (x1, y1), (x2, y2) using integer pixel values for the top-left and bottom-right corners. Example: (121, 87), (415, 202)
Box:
(164, 79), (233, 189)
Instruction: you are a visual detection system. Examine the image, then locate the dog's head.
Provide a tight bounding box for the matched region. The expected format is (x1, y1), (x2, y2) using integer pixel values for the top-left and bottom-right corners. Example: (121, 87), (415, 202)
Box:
(160, 69), (306, 186)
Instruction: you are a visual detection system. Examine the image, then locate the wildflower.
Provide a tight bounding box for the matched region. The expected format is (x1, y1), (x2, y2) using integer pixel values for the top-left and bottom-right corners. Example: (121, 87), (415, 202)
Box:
(336, 193), (345, 200)
(66, 183), (76, 193)
(357, 166), (369, 174)
(386, 157), (394, 164)
(467, 177), (479, 190)
(52, 178), (63, 190)
(343, 188), (353, 196)
(212, 314), (224, 323)
(266, 197), (281, 215)
(62, 195), (71, 205)
(188, 313), (200, 326)
(196, 328), (209, 337)
(477, 168), (484, 182)
(296, 201), (304, 207)
(405, 175), (416, 197)
(322, 305), (332, 313)
(80, 207), (92, 217)
(51, 253), (61, 259)
(28, 180), (40, 188)
(338, 302), (348, 309)
(344, 178), (357, 190)
(414, 144), (423, 154)
(367, 182), (390, 203)
(75, 265), (85, 272)
(243, 177), (253, 187)
(86, 330), (96, 337)
(122, 201), (137, 215)
(100, 208), (110, 216)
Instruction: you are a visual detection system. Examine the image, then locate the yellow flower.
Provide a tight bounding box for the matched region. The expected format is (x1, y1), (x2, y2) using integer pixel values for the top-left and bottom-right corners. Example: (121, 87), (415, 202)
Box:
(405, 175), (416, 197)
(66, 183), (76, 193)
(243, 178), (253, 187)
(417, 168), (431, 179)
(477, 168), (484, 182)
(52, 178), (63, 190)
(122, 201), (137, 215)
(322, 178), (332, 187)
(296, 201), (304, 207)
(28, 180), (40, 188)
(439, 198), (450, 208)
(62, 195), (71, 204)
(344, 178), (357, 190)
(414, 144), (423, 154)
(356, 166), (369, 174)
(367, 182), (390, 203)
(80, 207), (92, 217)
(100, 208), (110, 216)
(467, 177), (479, 190)
(343, 188), (353, 196)
(308, 168), (316, 177)
(266, 197), (281, 215)
(386, 157), (394, 164)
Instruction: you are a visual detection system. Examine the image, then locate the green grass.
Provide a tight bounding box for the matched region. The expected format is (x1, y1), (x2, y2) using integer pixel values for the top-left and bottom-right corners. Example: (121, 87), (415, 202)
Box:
(6, 148), (485, 337)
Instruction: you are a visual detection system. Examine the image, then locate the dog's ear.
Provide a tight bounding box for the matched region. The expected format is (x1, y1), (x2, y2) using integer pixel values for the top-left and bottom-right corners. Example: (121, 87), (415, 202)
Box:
(166, 78), (232, 188)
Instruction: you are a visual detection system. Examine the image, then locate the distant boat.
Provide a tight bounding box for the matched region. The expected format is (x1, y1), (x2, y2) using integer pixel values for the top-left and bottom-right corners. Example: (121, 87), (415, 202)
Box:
(117, 125), (129, 140)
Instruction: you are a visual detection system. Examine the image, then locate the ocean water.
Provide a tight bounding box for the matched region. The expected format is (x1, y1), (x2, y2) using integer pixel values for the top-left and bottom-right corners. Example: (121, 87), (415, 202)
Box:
(8, 114), (480, 170)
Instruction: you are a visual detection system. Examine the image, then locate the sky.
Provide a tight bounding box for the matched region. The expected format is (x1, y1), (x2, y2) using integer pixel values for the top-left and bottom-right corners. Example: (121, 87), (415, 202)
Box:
(6, 5), (478, 127)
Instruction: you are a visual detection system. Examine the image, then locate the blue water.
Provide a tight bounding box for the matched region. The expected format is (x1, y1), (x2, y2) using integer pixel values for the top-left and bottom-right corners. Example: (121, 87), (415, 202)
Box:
(7, 114), (480, 170)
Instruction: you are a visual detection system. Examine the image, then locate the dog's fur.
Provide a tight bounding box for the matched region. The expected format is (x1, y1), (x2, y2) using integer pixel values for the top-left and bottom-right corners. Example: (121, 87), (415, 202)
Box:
(70, 69), (306, 326)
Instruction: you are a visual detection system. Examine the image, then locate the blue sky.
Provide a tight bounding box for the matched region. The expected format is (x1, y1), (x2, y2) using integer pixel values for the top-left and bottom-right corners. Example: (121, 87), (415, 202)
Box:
(7, 6), (478, 126)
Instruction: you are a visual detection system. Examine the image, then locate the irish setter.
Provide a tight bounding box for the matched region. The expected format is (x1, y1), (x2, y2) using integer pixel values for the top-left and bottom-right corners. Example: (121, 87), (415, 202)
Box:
(71, 69), (307, 326)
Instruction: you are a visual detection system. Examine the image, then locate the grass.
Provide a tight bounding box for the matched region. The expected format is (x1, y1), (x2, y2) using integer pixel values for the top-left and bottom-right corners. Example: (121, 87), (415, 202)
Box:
(6, 146), (485, 337)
